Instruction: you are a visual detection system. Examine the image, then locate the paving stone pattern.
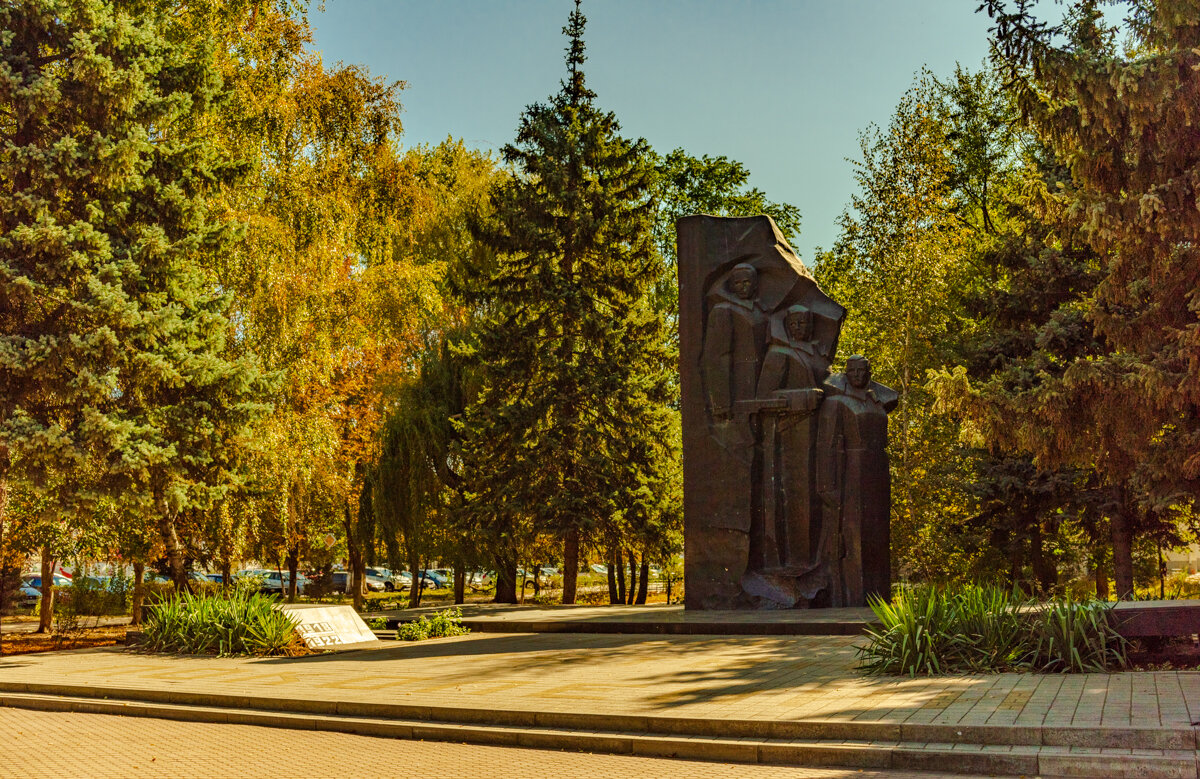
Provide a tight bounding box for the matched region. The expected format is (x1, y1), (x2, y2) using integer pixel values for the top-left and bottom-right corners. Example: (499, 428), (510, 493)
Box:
(0, 706), (1013, 779)
(2, 632), (1199, 728)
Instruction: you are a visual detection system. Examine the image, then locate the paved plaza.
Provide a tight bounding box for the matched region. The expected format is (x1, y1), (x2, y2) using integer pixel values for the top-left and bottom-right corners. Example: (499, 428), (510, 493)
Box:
(0, 706), (1004, 779)
(2, 631), (1198, 729)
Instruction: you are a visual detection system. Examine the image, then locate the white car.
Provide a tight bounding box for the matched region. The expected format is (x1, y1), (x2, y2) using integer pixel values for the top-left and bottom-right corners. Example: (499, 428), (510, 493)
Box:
(236, 569), (308, 595)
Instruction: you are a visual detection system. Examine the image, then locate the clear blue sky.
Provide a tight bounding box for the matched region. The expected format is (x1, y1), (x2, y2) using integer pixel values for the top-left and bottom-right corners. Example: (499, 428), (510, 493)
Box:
(311, 1), (998, 262)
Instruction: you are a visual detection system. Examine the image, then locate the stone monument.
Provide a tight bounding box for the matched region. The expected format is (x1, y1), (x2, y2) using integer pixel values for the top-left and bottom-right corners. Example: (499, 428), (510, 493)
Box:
(678, 214), (894, 609)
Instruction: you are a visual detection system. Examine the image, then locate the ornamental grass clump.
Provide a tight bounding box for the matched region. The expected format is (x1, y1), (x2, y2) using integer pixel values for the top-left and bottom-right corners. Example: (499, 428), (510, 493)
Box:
(142, 591), (304, 657)
(1025, 599), (1128, 673)
(858, 585), (1127, 676)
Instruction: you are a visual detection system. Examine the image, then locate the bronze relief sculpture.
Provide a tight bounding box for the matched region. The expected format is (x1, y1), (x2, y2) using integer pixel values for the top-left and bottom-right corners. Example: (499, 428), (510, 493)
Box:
(678, 214), (894, 609)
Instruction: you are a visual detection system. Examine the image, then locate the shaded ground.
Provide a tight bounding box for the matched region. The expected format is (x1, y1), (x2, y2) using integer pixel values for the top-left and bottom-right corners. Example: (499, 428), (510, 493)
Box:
(0, 624), (127, 656)
(1130, 636), (1200, 670)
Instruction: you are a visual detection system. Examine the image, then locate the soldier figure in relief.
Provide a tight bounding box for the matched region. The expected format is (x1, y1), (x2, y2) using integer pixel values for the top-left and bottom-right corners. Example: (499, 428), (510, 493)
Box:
(816, 355), (897, 606)
(755, 304), (829, 573)
(700, 263), (770, 543)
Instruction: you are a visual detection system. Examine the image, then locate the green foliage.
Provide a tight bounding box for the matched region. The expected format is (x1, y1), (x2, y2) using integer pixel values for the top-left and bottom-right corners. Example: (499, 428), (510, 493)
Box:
(0, 0), (276, 594)
(859, 585), (1128, 676)
(648, 149), (802, 319)
(1025, 600), (1128, 674)
(395, 607), (469, 641)
(58, 576), (129, 619)
(459, 4), (677, 601)
(142, 591), (302, 656)
(815, 69), (985, 582)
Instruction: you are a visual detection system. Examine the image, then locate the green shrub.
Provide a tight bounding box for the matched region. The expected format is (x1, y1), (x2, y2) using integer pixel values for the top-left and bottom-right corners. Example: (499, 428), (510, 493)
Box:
(62, 575), (130, 617)
(142, 591), (303, 656)
(396, 608), (469, 641)
(858, 585), (1127, 676)
(858, 587), (965, 675)
(576, 589), (608, 605)
(1024, 600), (1128, 673)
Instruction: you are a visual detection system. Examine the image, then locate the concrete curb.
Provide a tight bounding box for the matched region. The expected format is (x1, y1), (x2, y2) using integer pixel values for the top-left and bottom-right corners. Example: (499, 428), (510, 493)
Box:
(2, 690), (1197, 778)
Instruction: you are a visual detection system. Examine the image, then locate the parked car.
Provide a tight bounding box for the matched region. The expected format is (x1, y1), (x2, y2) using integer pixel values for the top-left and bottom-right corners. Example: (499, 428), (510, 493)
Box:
(22, 573), (72, 590)
(15, 580), (40, 606)
(589, 564), (609, 575)
(236, 569), (308, 595)
(330, 571), (387, 593)
(363, 567), (406, 592)
(417, 570), (447, 588)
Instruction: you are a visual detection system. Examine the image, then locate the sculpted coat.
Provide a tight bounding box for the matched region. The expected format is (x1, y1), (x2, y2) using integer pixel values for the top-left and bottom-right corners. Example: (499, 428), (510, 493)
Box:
(700, 264), (767, 534)
(754, 306), (828, 573)
(816, 357), (897, 607)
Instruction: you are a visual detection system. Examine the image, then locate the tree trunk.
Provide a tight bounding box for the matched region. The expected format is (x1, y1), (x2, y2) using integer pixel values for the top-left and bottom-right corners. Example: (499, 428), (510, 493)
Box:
(37, 550), (54, 634)
(156, 502), (189, 594)
(344, 508), (364, 612)
(1111, 486), (1135, 599)
(635, 554), (649, 605)
(130, 562), (145, 626)
(1157, 540), (1166, 600)
(561, 529), (579, 605)
(1029, 518), (1056, 595)
(453, 558), (465, 605)
(626, 549), (637, 605)
(220, 558), (231, 590)
(615, 548), (626, 605)
(1093, 548), (1110, 600)
(0, 454), (9, 654)
(286, 547), (299, 603)
(1005, 540), (1021, 592)
(351, 552), (367, 612)
(494, 557), (518, 604)
(606, 550), (618, 604)
(407, 550), (423, 609)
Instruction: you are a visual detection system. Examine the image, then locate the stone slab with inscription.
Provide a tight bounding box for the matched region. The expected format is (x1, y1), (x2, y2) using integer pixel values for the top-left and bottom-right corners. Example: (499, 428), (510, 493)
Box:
(277, 604), (382, 651)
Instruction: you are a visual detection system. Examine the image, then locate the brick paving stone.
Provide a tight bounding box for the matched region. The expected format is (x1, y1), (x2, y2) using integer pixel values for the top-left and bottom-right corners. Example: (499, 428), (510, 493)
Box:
(0, 707), (1008, 779)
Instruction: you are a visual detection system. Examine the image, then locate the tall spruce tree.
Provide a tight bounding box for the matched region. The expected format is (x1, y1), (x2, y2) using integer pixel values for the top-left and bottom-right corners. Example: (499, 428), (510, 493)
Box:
(0, 0), (272, 595)
(979, 0), (1200, 594)
(460, 1), (673, 604)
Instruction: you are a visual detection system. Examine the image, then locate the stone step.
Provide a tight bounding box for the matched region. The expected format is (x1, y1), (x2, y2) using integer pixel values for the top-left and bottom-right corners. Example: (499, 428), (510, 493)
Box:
(0, 678), (1193, 752)
(0, 690), (1196, 778)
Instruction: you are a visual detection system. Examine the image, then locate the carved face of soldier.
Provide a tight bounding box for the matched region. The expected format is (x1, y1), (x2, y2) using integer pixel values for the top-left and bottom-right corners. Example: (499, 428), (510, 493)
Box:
(785, 311), (813, 343)
(846, 357), (871, 389)
(728, 266), (757, 300)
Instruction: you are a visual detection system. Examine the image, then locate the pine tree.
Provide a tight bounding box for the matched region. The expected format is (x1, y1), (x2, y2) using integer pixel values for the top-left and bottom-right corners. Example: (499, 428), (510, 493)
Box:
(460, 0), (674, 604)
